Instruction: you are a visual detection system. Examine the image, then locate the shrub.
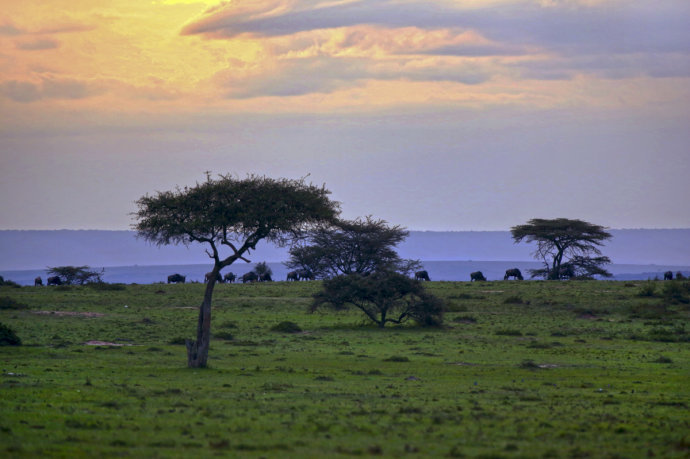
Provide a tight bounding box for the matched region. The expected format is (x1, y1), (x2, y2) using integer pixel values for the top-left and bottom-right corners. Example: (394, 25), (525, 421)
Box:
(661, 281), (690, 304)
(496, 329), (523, 336)
(636, 281), (657, 297)
(0, 323), (21, 346)
(270, 321), (302, 333)
(0, 279), (21, 288)
(503, 295), (524, 304)
(0, 297), (28, 310)
(88, 282), (126, 291)
(214, 331), (234, 340)
(312, 272), (445, 328)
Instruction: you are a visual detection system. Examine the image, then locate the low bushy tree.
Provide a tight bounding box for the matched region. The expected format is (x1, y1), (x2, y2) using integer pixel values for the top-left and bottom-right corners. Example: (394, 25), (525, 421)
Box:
(47, 266), (104, 285)
(311, 271), (444, 328)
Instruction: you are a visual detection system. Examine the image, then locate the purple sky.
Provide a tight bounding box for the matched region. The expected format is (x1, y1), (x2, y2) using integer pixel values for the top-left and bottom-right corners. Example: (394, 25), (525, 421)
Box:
(1, 0), (689, 230)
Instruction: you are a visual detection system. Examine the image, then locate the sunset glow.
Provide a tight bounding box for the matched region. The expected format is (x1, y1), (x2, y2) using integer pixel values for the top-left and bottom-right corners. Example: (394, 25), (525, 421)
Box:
(1, 0), (689, 230)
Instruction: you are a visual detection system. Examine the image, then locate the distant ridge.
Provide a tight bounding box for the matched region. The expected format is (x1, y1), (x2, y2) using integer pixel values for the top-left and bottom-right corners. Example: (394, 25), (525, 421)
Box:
(1, 229), (689, 270)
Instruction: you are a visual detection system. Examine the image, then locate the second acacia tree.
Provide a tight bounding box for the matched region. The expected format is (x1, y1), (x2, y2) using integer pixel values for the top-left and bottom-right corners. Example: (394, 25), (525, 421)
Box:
(286, 216), (421, 278)
(511, 218), (613, 280)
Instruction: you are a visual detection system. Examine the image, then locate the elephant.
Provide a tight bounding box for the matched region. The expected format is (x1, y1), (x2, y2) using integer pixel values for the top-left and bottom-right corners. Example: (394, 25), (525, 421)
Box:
(663, 271), (673, 280)
(242, 271), (258, 283)
(470, 271), (486, 282)
(286, 271), (299, 282)
(47, 276), (62, 286)
(298, 269), (315, 281)
(205, 272), (223, 283)
(223, 272), (236, 283)
(34, 276), (43, 286)
(259, 272), (273, 282)
(167, 273), (186, 284)
(415, 270), (430, 281)
(676, 272), (686, 280)
(504, 268), (524, 280)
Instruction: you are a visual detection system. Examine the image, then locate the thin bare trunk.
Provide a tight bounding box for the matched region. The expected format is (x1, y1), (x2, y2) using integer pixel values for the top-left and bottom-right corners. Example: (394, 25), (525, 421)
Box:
(186, 267), (218, 368)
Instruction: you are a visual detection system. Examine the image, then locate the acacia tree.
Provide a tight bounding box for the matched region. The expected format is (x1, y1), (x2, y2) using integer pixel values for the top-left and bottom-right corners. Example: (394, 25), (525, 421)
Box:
(134, 174), (339, 367)
(286, 216), (420, 278)
(511, 218), (613, 280)
(311, 271), (445, 328)
(47, 266), (104, 285)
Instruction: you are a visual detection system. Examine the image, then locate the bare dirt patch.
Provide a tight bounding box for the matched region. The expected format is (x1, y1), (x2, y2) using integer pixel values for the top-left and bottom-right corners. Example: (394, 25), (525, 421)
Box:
(34, 311), (105, 318)
(84, 340), (131, 346)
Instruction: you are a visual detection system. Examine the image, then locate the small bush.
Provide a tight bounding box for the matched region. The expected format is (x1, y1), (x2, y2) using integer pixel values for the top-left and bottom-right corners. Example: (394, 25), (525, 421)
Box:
(384, 355), (410, 362)
(270, 321), (302, 333)
(88, 282), (126, 291)
(168, 337), (187, 345)
(0, 279), (21, 288)
(452, 315), (477, 324)
(214, 331), (234, 340)
(503, 295), (524, 304)
(496, 329), (523, 336)
(0, 297), (28, 310)
(0, 323), (21, 346)
(661, 281), (690, 304)
(636, 281), (657, 297)
(519, 360), (542, 370)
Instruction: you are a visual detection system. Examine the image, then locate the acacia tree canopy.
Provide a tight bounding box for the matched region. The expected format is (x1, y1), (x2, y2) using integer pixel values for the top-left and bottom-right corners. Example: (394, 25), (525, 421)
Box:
(133, 174), (340, 367)
(511, 218), (613, 280)
(311, 271), (445, 328)
(286, 216), (420, 278)
(47, 266), (104, 285)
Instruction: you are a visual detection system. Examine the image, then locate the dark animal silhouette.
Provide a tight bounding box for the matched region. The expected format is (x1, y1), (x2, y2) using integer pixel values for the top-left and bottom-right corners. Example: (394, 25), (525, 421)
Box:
(259, 272), (272, 282)
(663, 271), (673, 280)
(415, 270), (430, 281)
(47, 276), (62, 286)
(286, 271), (299, 281)
(34, 276), (43, 286)
(504, 268), (524, 280)
(205, 272), (223, 283)
(223, 272), (236, 283)
(242, 271), (258, 283)
(470, 271), (486, 282)
(558, 264), (575, 280)
(676, 272), (686, 280)
(298, 269), (315, 281)
(167, 273), (186, 284)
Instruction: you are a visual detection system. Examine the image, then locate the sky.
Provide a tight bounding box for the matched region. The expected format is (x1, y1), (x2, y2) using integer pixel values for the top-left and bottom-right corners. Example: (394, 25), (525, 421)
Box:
(1, 0), (689, 231)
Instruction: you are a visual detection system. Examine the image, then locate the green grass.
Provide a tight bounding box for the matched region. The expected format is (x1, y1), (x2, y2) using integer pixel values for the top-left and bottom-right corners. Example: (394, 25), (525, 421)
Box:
(1, 280), (688, 458)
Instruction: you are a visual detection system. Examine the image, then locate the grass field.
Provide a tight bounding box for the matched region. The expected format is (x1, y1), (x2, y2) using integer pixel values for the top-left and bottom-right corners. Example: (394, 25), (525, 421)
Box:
(1, 279), (688, 458)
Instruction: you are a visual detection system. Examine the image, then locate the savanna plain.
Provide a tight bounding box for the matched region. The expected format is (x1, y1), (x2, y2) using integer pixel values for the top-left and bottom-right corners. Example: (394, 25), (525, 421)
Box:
(1, 279), (688, 458)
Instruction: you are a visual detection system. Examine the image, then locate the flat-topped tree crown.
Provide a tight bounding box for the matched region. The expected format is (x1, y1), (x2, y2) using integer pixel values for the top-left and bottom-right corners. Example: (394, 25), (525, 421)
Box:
(133, 174), (340, 367)
(134, 174), (340, 263)
(511, 218), (613, 280)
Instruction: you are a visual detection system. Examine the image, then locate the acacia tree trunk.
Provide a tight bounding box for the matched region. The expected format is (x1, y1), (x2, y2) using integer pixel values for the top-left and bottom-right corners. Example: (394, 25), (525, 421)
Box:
(186, 266), (219, 368)
(550, 247), (564, 280)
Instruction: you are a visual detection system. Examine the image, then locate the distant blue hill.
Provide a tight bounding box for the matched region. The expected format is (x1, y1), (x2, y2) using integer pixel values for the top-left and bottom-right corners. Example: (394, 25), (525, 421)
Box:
(0, 229), (688, 270)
